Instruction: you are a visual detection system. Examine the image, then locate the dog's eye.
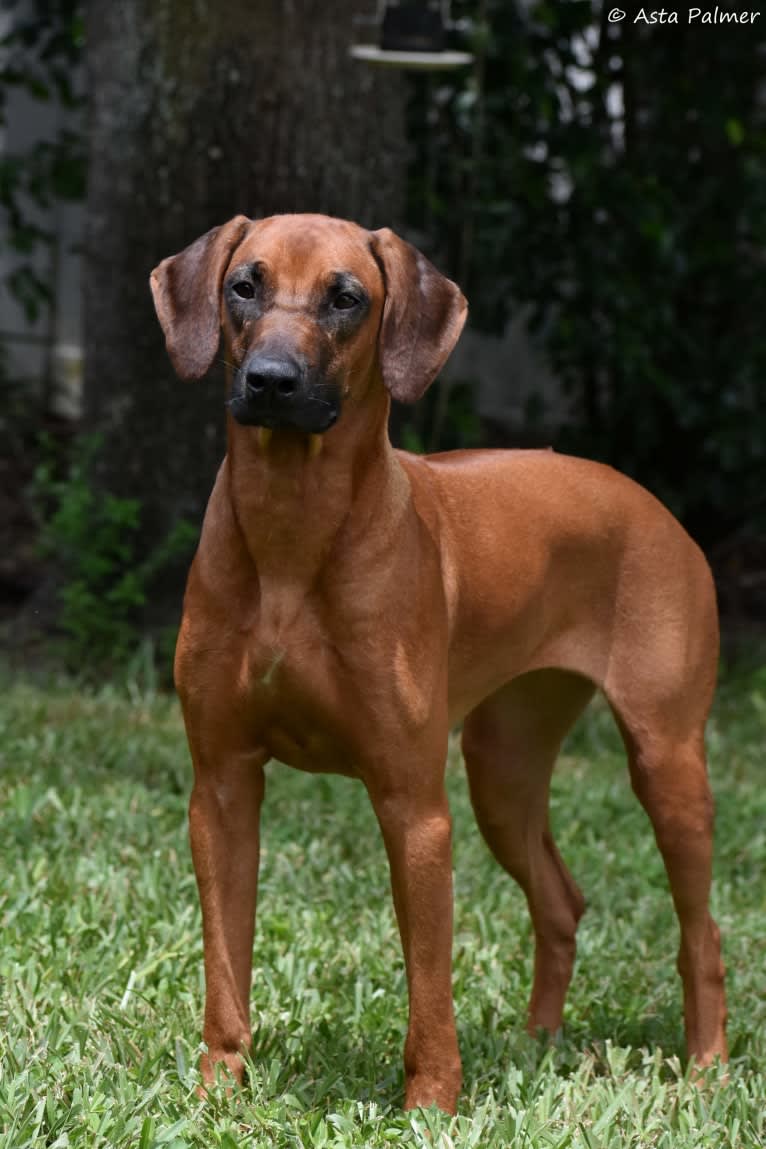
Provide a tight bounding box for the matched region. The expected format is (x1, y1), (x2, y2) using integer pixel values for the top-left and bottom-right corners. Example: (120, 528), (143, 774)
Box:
(232, 281), (255, 300)
(333, 292), (359, 311)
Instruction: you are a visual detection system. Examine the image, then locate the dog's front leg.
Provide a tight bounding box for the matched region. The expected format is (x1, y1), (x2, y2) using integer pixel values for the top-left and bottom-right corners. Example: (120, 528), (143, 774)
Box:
(367, 765), (461, 1114)
(187, 748), (267, 1088)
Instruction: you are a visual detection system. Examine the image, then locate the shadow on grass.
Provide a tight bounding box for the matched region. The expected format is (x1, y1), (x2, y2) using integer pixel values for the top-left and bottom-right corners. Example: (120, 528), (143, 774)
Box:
(236, 1000), (687, 1112)
(459, 1008), (685, 1087)
(246, 1017), (404, 1110)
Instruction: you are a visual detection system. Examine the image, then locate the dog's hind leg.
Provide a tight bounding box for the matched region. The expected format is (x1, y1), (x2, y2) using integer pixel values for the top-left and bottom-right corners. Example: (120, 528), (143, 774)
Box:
(607, 698), (728, 1067)
(461, 668), (596, 1035)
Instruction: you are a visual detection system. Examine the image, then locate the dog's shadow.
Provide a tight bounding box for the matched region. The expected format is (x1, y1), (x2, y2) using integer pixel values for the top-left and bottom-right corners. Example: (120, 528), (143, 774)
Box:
(240, 1005), (686, 1111)
(459, 1008), (686, 1095)
(246, 1016), (404, 1109)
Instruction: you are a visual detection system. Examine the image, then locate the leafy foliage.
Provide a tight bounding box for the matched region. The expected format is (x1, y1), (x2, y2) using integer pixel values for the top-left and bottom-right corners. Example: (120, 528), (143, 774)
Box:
(32, 436), (197, 671)
(414, 1), (766, 546)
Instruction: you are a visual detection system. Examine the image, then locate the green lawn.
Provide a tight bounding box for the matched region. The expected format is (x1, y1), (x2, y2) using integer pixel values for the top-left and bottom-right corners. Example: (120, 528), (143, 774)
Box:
(0, 667), (763, 1148)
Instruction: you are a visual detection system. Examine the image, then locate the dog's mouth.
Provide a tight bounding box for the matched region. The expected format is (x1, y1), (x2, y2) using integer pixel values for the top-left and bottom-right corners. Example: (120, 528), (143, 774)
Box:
(226, 382), (341, 435)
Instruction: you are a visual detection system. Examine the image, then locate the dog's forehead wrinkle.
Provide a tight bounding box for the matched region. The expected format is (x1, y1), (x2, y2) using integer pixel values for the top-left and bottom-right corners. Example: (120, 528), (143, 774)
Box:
(330, 269), (366, 291)
(240, 218), (378, 291)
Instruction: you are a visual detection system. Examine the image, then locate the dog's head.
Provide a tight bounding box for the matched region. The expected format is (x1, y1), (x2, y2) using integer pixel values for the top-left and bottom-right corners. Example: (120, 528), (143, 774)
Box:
(150, 214), (467, 435)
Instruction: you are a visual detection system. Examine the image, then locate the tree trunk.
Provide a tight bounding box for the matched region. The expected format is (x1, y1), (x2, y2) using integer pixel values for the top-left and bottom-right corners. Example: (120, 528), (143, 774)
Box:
(83, 0), (406, 537)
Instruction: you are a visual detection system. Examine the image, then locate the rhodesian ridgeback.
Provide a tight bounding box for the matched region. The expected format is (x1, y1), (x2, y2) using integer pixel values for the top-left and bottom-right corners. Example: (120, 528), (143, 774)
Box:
(150, 213), (727, 1112)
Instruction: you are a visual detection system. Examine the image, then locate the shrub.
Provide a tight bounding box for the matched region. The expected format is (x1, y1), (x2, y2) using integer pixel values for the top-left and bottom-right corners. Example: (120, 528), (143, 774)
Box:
(32, 435), (197, 672)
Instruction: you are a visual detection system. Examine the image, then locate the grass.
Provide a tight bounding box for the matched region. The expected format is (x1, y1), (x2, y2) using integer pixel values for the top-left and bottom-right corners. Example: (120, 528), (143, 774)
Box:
(0, 665), (764, 1148)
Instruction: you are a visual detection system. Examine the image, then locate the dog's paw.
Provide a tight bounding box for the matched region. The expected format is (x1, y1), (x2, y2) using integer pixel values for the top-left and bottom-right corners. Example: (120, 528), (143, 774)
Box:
(196, 1049), (247, 1098)
(404, 1072), (460, 1115)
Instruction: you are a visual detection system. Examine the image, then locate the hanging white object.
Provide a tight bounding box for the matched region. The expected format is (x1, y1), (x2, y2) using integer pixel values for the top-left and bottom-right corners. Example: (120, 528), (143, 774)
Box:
(351, 1), (474, 70)
(350, 44), (473, 70)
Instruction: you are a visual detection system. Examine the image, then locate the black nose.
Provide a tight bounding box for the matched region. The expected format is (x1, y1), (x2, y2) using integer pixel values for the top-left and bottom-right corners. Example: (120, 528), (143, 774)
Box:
(245, 356), (302, 399)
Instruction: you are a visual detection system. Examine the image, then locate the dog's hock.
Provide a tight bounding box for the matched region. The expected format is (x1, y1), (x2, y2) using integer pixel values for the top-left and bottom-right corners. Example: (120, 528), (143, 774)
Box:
(150, 215), (251, 381)
(370, 228), (467, 404)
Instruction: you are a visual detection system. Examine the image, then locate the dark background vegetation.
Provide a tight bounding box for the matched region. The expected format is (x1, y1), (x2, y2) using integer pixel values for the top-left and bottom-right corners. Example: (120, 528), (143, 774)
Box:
(2, 0), (764, 675)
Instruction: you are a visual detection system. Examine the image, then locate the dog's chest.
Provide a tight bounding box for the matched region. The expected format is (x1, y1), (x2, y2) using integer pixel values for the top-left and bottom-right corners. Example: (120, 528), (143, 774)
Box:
(239, 610), (363, 775)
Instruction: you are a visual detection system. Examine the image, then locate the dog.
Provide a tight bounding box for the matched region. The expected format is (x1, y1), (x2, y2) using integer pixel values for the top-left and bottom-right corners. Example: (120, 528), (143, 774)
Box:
(150, 213), (727, 1113)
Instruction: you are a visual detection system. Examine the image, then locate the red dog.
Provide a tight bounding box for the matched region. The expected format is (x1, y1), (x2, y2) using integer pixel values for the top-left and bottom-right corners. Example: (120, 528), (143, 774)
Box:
(151, 213), (727, 1112)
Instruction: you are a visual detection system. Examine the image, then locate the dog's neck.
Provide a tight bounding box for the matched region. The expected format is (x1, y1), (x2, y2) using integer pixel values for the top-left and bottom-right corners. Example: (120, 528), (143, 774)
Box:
(225, 388), (409, 602)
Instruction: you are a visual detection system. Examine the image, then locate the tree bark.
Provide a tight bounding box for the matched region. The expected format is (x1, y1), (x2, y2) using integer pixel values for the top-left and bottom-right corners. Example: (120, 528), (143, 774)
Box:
(83, 0), (406, 535)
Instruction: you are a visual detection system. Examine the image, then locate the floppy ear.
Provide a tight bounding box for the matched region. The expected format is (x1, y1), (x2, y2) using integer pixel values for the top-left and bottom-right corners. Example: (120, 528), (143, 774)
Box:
(150, 215), (251, 380)
(369, 228), (467, 403)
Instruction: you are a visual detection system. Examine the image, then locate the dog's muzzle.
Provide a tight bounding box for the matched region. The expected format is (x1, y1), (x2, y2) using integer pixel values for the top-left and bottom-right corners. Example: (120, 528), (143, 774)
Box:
(227, 353), (341, 434)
